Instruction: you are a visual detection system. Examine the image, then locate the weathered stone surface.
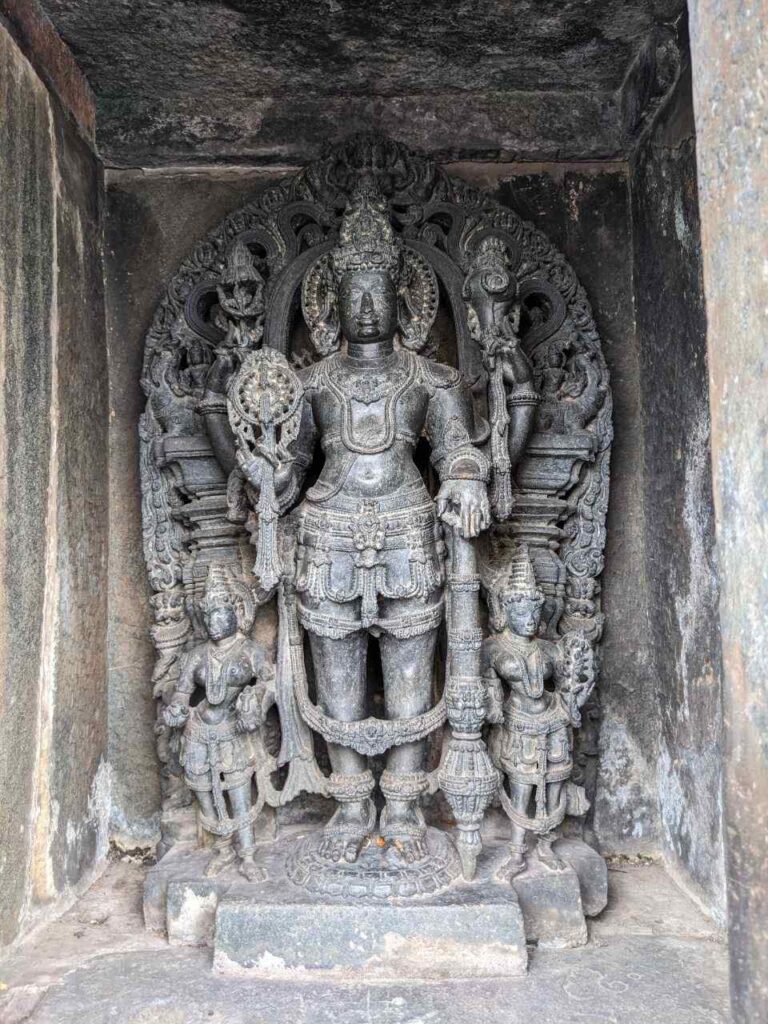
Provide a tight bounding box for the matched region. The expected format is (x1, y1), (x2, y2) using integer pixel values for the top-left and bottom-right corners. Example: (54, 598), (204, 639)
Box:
(104, 168), (287, 848)
(37, 0), (685, 165)
(630, 57), (725, 923)
(146, 838), (528, 978)
(512, 864), (587, 950)
(26, 936), (729, 1024)
(0, 21), (108, 948)
(106, 164), (659, 864)
(48, 69), (109, 899)
(144, 829), (609, 970)
(167, 881), (220, 948)
(554, 837), (608, 917)
(453, 163), (662, 854)
(0, 22), (57, 947)
(0, 0), (95, 138)
(215, 892), (527, 980)
(0, 858), (729, 1024)
(688, 1), (768, 1018)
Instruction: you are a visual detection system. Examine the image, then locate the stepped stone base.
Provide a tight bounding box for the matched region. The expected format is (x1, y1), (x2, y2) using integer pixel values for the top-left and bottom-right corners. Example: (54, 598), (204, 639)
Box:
(144, 825), (607, 978)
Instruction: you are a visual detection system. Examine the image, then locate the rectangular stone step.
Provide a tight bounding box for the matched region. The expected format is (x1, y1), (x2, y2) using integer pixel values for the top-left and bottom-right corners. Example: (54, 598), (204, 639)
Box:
(213, 890), (527, 979)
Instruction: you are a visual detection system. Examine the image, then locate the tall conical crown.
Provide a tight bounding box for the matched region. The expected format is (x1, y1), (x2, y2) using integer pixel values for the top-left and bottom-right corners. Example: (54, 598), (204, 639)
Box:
(200, 565), (236, 613)
(499, 546), (543, 603)
(331, 184), (400, 280)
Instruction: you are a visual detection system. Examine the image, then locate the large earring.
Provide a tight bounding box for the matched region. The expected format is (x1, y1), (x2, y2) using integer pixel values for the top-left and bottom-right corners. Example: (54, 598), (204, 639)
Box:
(397, 248), (439, 352)
(301, 254), (340, 355)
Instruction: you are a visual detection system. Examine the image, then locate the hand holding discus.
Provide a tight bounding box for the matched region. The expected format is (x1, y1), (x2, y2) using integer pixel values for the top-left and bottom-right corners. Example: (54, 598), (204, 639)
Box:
(227, 349), (304, 592)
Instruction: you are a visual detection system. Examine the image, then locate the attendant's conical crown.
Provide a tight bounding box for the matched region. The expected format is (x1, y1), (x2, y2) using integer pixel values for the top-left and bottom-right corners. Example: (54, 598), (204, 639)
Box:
(200, 565), (235, 613)
(331, 183), (400, 280)
(499, 546), (543, 603)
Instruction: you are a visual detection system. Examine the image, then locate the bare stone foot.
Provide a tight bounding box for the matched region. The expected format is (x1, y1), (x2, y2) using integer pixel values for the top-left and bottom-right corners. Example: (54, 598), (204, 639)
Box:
(204, 844), (238, 877)
(318, 801), (372, 863)
(499, 843), (528, 884)
(386, 833), (428, 864)
(536, 839), (566, 871)
(317, 832), (368, 864)
(238, 852), (266, 882)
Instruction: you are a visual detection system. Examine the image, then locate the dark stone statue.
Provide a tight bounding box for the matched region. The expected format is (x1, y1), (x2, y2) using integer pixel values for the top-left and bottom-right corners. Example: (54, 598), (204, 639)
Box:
(232, 186), (491, 869)
(139, 134), (612, 920)
(483, 546), (595, 878)
(162, 567), (274, 880)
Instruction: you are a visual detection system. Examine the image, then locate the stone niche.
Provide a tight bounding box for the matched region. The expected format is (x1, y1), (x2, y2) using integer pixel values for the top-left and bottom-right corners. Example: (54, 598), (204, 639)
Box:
(138, 134), (611, 976)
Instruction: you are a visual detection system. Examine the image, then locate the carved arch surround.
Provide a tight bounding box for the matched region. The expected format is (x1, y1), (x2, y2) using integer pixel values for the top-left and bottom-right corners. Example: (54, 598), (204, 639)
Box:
(142, 134), (611, 591)
(139, 135), (612, 833)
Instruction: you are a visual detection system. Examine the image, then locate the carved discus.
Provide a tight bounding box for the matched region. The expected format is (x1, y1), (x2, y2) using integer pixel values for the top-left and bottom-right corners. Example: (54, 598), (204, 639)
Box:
(227, 347), (303, 445)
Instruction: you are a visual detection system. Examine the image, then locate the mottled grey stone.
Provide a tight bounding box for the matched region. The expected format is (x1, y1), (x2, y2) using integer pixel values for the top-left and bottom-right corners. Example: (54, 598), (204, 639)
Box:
(554, 837), (608, 917)
(26, 937), (730, 1024)
(0, 858), (728, 1024)
(215, 892), (527, 980)
(146, 839), (528, 978)
(629, 56), (725, 921)
(167, 880), (220, 948)
(511, 863), (587, 950)
(0, 20), (108, 949)
(38, 0), (686, 165)
(144, 829), (612, 972)
(688, 0), (768, 1018)
(0, 21), (57, 949)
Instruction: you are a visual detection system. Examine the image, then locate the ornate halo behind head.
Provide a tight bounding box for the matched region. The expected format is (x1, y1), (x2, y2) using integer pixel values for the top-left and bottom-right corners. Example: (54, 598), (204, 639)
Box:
(301, 252), (340, 355)
(302, 184), (439, 356)
(398, 248), (439, 353)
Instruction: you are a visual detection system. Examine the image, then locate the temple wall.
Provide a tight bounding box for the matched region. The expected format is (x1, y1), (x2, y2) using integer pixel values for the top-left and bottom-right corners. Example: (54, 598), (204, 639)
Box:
(0, 19), (109, 947)
(688, 0), (768, 1015)
(629, 57), (726, 921)
(103, 162), (663, 856)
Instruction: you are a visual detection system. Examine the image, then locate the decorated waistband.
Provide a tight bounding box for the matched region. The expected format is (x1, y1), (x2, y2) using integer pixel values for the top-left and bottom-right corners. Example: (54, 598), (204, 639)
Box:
(186, 714), (240, 743)
(502, 697), (570, 735)
(299, 482), (433, 516)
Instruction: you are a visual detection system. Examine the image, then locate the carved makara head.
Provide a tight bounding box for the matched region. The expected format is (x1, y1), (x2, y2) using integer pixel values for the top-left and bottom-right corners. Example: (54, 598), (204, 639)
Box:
(463, 233), (520, 342)
(302, 183), (438, 355)
(488, 546), (545, 637)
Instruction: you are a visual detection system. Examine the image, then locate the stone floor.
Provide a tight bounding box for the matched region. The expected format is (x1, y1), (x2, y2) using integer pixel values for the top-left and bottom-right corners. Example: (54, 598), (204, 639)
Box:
(0, 856), (729, 1024)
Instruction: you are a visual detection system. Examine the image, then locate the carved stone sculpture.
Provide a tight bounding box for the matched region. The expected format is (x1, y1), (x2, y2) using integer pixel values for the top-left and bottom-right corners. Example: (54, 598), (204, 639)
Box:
(483, 546), (595, 878)
(221, 185), (496, 885)
(139, 133), (612, 916)
(162, 567), (275, 880)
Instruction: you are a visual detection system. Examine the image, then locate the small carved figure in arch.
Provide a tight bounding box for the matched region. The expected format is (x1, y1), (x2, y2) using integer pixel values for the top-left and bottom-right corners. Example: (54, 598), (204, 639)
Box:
(482, 546), (595, 878)
(162, 567), (275, 881)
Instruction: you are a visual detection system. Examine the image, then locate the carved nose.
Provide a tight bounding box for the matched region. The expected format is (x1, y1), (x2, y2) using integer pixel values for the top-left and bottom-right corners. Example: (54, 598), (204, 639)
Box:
(359, 291), (375, 317)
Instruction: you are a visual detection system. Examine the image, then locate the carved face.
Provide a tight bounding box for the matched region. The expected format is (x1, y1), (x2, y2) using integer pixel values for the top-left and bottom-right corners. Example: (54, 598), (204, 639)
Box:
(505, 596), (543, 638)
(338, 269), (398, 345)
(204, 603), (238, 642)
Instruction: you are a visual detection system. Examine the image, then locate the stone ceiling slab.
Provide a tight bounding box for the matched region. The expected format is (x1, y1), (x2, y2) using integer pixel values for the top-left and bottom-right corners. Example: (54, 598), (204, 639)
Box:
(37, 0), (686, 164)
